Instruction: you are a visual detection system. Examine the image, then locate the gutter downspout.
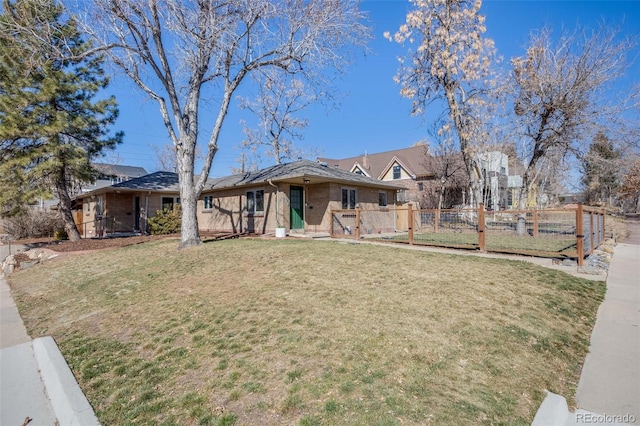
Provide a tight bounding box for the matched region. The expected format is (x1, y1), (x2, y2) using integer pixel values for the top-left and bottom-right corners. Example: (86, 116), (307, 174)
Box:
(267, 179), (280, 228)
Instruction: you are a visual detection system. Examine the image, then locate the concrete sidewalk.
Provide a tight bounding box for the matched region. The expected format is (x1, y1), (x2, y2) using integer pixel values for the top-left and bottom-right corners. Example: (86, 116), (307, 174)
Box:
(0, 274), (100, 425)
(533, 219), (640, 426)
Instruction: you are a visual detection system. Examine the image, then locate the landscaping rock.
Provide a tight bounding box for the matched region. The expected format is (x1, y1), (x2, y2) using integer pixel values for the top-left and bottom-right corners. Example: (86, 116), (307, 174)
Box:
(1, 248), (59, 276)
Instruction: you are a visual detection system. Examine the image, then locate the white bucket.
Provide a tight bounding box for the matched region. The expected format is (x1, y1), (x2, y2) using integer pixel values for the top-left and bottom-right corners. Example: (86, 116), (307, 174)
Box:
(275, 227), (286, 238)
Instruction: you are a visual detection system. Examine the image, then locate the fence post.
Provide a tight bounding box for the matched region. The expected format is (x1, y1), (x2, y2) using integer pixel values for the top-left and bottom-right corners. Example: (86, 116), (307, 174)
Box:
(601, 209), (606, 243)
(589, 211), (595, 253)
(576, 203), (584, 267)
(434, 209), (440, 233)
(533, 210), (539, 238)
(355, 207), (361, 240)
(478, 203), (486, 252)
(408, 204), (414, 245)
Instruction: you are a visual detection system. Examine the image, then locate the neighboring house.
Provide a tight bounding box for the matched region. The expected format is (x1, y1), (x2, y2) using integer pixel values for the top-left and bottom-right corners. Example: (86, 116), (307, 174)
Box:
(198, 160), (402, 234)
(34, 163), (148, 212)
(318, 145), (467, 208)
(73, 171), (180, 237)
(477, 151), (510, 210)
(321, 147), (533, 211)
(84, 163), (148, 192)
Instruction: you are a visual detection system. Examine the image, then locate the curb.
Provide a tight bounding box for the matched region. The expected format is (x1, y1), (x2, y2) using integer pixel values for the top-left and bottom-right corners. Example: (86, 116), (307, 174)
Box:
(533, 391), (634, 425)
(532, 391), (570, 425)
(32, 336), (100, 426)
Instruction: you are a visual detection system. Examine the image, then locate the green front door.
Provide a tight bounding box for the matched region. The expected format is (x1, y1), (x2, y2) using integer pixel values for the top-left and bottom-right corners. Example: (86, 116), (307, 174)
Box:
(290, 186), (304, 230)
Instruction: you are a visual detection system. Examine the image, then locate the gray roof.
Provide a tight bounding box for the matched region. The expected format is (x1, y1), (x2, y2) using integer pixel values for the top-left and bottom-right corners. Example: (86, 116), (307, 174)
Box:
(208, 160), (402, 190)
(112, 171), (179, 191)
(93, 163), (148, 178)
(75, 161), (401, 200)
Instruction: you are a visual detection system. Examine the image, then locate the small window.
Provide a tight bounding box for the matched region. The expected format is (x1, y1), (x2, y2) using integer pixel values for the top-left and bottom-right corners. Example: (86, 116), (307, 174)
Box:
(341, 188), (357, 209)
(203, 195), (213, 210)
(162, 197), (180, 210)
(417, 182), (424, 191)
(392, 165), (401, 180)
(162, 197), (174, 210)
(247, 190), (264, 214)
(378, 192), (388, 207)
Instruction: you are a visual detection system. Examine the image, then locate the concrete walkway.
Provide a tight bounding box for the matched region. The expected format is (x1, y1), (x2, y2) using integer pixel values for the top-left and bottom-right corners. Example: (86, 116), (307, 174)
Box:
(533, 217), (640, 425)
(0, 275), (100, 425)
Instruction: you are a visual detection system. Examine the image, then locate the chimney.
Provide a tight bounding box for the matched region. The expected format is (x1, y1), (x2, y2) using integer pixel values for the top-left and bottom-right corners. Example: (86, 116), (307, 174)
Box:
(362, 152), (370, 170)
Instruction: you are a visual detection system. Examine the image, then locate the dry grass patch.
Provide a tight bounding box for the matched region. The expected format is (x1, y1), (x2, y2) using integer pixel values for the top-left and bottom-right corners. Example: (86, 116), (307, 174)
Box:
(9, 239), (604, 425)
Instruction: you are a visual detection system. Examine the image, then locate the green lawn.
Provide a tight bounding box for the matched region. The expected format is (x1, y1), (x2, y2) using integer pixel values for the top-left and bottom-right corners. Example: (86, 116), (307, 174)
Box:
(9, 239), (604, 425)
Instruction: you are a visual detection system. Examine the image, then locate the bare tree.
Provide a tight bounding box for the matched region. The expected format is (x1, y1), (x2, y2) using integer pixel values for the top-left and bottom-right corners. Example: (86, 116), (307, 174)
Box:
(238, 70), (318, 165)
(509, 25), (635, 215)
(580, 132), (622, 206)
(80, 0), (370, 248)
(151, 144), (178, 173)
(151, 142), (204, 173)
(618, 155), (640, 213)
(421, 124), (468, 209)
(385, 0), (497, 207)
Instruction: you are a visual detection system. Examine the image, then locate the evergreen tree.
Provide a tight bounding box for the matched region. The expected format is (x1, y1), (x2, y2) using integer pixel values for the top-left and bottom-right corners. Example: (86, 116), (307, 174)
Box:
(0, 0), (122, 240)
(581, 132), (621, 205)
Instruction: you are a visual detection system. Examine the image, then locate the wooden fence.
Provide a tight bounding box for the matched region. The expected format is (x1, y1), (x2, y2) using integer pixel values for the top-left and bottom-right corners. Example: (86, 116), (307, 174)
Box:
(330, 203), (606, 266)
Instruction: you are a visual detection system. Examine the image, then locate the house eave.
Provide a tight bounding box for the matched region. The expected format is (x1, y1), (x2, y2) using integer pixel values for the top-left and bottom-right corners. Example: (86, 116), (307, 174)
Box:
(206, 174), (403, 193)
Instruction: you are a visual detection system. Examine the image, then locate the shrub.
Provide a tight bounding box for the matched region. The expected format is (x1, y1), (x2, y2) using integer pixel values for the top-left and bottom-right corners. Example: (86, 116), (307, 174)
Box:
(148, 205), (181, 235)
(4, 210), (66, 239)
(54, 229), (69, 240)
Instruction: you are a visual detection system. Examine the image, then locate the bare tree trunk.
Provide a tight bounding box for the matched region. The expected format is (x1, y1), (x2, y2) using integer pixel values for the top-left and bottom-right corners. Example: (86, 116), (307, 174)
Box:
(53, 172), (81, 241)
(177, 140), (201, 248)
(179, 181), (200, 248)
(444, 87), (482, 207)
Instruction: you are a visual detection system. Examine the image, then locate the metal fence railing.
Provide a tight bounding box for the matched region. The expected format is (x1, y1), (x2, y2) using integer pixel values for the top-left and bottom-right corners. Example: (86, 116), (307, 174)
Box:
(329, 204), (606, 267)
(80, 216), (134, 238)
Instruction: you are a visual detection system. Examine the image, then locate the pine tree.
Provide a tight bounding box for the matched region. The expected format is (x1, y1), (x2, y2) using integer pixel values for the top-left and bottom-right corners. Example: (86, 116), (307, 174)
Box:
(0, 0), (122, 240)
(581, 132), (621, 205)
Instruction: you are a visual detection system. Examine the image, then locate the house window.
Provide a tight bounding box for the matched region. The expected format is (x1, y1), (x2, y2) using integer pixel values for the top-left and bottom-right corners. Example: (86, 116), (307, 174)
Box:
(378, 192), (388, 207)
(162, 197), (180, 210)
(392, 165), (401, 180)
(417, 182), (424, 191)
(341, 188), (357, 209)
(203, 195), (213, 210)
(247, 190), (264, 214)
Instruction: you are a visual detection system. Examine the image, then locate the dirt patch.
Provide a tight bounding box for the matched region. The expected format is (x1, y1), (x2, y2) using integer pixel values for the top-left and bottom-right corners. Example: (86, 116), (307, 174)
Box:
(2, 231), (249, 253)
(3, 235), (179, 252)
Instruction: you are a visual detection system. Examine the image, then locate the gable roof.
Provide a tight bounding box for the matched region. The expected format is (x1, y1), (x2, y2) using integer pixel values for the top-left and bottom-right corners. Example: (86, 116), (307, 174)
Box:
(318, 145), (435, 180)
(208, 160), (402, 191)
(379, 155), (417, 180)
(93, 163), (148, 178)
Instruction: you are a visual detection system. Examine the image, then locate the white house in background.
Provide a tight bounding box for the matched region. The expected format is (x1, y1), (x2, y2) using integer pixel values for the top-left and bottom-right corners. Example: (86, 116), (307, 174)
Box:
(475, 151), (527, 211)
(476, 151), (509, 211)
(83, 163), (148, 193)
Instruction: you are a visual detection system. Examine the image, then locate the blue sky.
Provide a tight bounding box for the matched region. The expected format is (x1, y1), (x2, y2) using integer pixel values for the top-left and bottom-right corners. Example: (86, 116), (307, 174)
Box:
(105, 0), (640, 177)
